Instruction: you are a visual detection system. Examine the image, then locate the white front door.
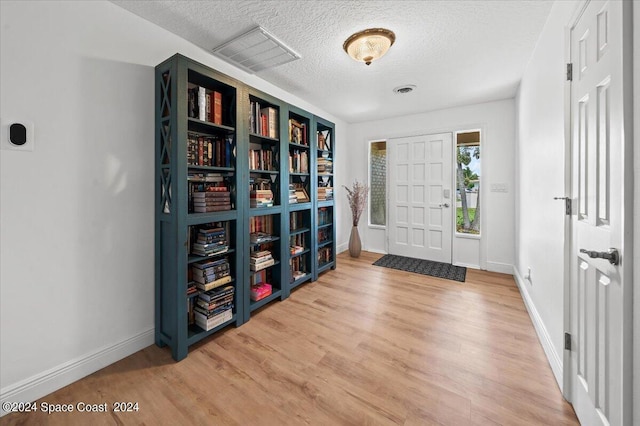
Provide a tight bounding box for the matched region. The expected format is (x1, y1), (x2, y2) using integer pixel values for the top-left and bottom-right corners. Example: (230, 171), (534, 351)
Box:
(387, 133), (452, 263)
(569, 1), (631, 425)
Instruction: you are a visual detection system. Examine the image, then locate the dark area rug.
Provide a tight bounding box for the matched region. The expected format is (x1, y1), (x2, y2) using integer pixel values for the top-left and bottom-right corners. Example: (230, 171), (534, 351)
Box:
(373, 254), (466, 282)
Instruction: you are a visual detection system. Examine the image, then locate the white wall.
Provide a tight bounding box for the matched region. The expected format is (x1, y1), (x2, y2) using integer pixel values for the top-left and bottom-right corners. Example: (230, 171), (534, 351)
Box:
(0, 0), (347, 408)
(346, 99), (516, 273)
(515, 0), (581, 389)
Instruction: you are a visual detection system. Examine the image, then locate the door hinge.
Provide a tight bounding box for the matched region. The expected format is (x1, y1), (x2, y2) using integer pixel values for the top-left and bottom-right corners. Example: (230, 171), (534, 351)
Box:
(566, 63), (573, 81)
(564, 332), (572, 351)
(565, 198), (572, 215)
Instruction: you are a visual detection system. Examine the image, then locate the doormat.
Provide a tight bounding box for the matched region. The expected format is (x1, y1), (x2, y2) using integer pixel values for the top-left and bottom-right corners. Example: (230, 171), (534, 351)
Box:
(373, 254), (466, 282)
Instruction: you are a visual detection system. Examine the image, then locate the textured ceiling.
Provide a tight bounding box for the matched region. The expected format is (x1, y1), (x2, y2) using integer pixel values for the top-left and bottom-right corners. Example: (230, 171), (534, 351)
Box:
(112, 0), (553, 123)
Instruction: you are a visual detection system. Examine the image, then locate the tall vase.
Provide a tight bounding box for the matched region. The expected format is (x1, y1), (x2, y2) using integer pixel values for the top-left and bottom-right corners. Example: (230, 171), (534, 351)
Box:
(349, 225), (362, 258)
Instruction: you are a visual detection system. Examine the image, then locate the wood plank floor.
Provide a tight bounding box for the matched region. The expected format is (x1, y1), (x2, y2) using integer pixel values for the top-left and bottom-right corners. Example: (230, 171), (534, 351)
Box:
(3, 251), (578, 425)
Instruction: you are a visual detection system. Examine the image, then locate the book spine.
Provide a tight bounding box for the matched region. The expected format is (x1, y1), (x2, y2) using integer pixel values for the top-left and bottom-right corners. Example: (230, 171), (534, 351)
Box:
(213, 91), (222, 125)
(198, 87), (206, 121)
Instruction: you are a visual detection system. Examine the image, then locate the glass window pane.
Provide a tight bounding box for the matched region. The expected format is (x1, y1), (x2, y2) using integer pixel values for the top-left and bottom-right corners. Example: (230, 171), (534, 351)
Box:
(456, 132), (480, 235)
(369, 141), (386, 226)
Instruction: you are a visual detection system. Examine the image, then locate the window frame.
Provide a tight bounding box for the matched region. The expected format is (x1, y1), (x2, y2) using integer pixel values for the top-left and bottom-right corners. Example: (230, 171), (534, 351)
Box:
(368, 139), (387, 229)
(454, 129), (482, 238)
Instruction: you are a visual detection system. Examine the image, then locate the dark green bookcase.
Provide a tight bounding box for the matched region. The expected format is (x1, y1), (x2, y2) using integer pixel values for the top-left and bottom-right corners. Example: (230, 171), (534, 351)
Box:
(314, 117), (337, 277)
(285, 105), (314, 291)
(155, 54), (336, 361)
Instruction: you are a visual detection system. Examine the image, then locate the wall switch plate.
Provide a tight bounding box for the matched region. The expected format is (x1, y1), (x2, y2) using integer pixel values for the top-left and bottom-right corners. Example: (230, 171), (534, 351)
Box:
(1, 118), (35, 152)
(490, 183), (508, 193)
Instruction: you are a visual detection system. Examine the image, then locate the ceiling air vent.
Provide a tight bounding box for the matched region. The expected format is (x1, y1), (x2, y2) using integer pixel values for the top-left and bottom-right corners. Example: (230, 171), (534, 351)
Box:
(212, 26), (301, 74)
(393, 85), (416, 94)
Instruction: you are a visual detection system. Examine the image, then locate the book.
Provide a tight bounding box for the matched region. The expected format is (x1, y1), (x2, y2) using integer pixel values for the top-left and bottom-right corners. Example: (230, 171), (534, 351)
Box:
(198, 87), (206, 121)
(250, 258), (275, 271)
(250, 283), (272, 301)
(213, 91), (222, 124)
(260, 107), (278, 138)
(199, 285), (235, 302)
(194, 274), (232, 290)
(194, 308), (233, 331)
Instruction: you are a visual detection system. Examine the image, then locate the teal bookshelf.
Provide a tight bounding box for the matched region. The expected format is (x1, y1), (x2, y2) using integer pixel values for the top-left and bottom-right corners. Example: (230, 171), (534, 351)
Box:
(155, 54), (336, 361)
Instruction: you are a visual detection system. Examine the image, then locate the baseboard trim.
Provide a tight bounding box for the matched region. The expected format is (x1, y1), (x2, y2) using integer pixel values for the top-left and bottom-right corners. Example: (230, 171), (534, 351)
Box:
(513, 266), (564, 391)
(0, 328), (154, 416)
(486, 261), (514, 274)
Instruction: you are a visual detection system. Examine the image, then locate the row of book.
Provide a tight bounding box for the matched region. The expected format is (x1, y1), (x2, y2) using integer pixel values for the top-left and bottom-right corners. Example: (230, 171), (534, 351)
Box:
(188, 86), (223, 125)
(250, 101), (278, 138)
(289, 118), (308, 145)
(249, 148), (276, 171)
(317, 187), (334, 201)
(187, 134), (233, 168)
(290, 211), (307, 231)
(289, 255), (307, 283)
(289, 149), (309, 173)
(318, 207), (332, 226)
(318, 228), (332, 244)
(290, 233), (305, 255)
(249, 215), (274, 234)
(250, 189), (273, 208)
(194, 285), (234, 331)
(318, 247), (333, 265)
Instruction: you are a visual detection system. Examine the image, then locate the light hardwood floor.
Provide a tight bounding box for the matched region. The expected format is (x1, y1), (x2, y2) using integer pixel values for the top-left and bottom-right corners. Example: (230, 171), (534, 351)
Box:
(3, 251), (578, 425)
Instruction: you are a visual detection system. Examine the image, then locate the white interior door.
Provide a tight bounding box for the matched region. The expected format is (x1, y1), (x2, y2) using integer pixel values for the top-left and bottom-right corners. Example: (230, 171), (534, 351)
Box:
(569, 1), (631, 425)
(387, 133), (452, 263)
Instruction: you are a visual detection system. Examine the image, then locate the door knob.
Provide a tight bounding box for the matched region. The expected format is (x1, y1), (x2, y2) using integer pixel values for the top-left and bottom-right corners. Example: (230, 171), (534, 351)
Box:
(439, 203), (450, 208)
(579, 248), (620, 265)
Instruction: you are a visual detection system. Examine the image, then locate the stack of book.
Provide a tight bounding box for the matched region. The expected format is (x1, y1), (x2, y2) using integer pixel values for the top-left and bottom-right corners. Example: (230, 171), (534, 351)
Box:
(250, 232), (272, 244)
(192, 187), (231, 213)
(250, 282), (272, 302)
(194, 285), (234, 331)
(250, 250), (274, 271)
(191, 227), (228, 257)
(250, 189), (273, 208)
(317, 186), (333, 201)
(191, 257), (232, 291)
(317, 157), (332, 174)
(288, 184), (297, 204)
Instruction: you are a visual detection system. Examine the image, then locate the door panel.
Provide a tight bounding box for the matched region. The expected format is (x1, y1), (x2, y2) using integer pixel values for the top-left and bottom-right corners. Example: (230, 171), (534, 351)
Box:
(388, 133), (452, 262)
(569, 1), (629, 425)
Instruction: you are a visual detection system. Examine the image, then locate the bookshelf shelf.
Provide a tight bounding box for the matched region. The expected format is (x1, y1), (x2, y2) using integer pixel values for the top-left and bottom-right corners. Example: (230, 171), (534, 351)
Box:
(290, 227), (310, 236)
(187, 117), (235, 133)
(156, 54), (336, 361)
(250, 169), (279, 175)
(187, 314), (236, 345)
(249, 290), (283, 312)
(249, 133), (279, 143)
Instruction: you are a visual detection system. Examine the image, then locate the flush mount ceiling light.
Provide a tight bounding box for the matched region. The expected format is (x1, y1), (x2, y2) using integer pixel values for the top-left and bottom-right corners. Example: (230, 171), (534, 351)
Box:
(212, 26), (301, 74)
(393, 84), (416, 94)
(343, 28), (395, 66)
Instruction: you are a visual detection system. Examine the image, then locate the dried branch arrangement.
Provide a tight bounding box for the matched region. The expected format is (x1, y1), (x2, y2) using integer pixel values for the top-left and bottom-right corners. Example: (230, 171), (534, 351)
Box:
(343, 180), (369, 226)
